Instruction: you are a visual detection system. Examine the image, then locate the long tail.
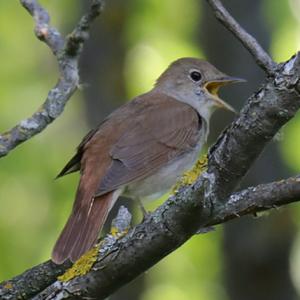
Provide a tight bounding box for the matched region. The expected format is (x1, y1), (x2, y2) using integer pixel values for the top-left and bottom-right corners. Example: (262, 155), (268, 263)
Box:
(52, 190), (118, 264)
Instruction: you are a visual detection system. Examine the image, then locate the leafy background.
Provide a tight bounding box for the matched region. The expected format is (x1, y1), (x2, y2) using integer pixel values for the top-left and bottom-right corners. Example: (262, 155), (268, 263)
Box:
(0, 1), (299, 299)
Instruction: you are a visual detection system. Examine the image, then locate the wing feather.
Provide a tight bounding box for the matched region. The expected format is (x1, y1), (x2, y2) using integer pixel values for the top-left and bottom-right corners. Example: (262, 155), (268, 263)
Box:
(96, 93), (201, 195)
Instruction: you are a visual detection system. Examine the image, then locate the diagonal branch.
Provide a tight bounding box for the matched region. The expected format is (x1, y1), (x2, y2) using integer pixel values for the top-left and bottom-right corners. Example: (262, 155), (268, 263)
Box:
(20, 0), (64, 55)
(1, 51), (300, 299)
(0, 260), (72, 300)
(4, 175), (298, 300)
(0, 206), (131, 300)
(32, 52), (300, 299)
(206, 0), (277, 75)
(0, 0), (104, 158)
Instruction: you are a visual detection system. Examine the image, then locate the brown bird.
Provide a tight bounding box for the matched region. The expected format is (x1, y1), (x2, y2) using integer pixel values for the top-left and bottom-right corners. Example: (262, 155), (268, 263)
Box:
(52, 57), (244, 264)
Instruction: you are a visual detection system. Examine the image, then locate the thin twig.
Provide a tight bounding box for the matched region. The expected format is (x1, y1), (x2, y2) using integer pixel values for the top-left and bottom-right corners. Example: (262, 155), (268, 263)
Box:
(209, 175), (300, 225)
(0, 0), (104, 158)
(206, 0), (277, 75)
(20, 0), (64, 55)
(64, 0), (104, 57)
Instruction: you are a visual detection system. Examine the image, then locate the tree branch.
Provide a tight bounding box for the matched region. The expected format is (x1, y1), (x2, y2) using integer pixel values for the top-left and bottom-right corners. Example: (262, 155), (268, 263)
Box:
(1, 175), (299, 299)
(0, 260), (72, 300)
(2, 50), (299, 299)
(0, 206), (132, 300)
(0, 0), (104, 158)
(2, 1), (300, 299)
(21, 0), (64, 54)
(209, 175), (300, 225)
(40, 52), (300, 299)
(206, 0), (277, 75)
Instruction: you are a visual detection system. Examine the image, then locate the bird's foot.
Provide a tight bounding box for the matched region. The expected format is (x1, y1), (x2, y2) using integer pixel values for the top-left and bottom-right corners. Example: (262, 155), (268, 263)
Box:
(137, 198), (150, 221)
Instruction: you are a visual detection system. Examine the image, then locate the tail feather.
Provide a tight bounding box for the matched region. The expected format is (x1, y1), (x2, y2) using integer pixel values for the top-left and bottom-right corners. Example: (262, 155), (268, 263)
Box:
(52, 191), (117, 264)
(70, 193), (117, 262)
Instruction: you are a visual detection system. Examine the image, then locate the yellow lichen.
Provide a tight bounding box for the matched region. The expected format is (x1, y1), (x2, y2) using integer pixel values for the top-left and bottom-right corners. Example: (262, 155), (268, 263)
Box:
(58, 244), (100, 282)
(3, 282), (13, 289)
(110, 226), (119, 237)
(110, 226), (129, 238)
(172, 154), (208, 193)
(57, 216), (131, 282)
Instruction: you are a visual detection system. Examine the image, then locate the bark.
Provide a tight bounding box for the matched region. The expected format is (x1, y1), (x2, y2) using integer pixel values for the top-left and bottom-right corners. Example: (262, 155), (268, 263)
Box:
(201, 1), (297, 299)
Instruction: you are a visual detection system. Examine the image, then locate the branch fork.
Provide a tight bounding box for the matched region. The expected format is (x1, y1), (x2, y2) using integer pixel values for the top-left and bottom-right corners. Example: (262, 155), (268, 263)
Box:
(0, 0), (104, 158)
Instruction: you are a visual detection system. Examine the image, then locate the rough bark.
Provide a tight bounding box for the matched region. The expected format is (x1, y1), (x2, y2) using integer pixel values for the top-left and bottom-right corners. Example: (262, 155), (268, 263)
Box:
(201, 1), (297, 299)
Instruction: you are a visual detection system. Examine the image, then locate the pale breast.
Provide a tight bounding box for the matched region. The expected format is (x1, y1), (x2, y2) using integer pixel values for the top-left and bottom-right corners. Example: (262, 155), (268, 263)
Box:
(123, 132), (206, 202)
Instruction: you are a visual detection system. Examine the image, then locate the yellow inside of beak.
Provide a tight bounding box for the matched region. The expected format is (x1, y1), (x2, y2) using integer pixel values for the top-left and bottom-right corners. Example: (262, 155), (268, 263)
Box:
(204, 81), (224, 97)
(204, 81), (237, 114)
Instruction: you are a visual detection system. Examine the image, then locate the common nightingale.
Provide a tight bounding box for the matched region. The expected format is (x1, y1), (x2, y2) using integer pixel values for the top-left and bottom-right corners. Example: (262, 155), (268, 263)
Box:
(52, 57), (244, 264)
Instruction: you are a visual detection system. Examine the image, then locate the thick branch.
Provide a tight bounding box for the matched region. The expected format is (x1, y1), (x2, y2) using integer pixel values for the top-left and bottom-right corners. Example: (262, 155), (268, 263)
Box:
(27, 176), (300, 300)
(1, 176), (299, 299)
(206, 53), (300, 209)
(206, 0), (276, 74)
(0, 261), (72, 300)
(0, 0), (104, 158)
(0, 206), (131, 300)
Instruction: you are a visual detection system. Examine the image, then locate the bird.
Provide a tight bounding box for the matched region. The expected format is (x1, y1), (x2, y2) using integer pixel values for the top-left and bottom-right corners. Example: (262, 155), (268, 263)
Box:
(52, 57), (244, 264)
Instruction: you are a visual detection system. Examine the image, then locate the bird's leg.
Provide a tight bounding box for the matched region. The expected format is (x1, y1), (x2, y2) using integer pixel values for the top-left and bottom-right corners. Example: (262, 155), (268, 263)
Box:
(137, 198), (149, 220)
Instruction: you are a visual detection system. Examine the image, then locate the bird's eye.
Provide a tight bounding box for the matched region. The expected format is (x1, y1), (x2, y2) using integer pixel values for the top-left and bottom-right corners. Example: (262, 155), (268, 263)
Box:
(190, 70), (202, 82)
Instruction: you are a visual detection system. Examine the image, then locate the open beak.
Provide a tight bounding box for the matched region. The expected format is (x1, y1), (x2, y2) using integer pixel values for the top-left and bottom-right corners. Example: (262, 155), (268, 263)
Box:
(204, 76), (246, 114)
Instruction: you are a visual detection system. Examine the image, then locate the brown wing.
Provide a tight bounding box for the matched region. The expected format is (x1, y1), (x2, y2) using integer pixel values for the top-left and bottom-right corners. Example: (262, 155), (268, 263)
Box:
(96, 93), (201, 196)
(52, 92), (201, 263)
(52, 126), (117, 263)
(56, 128), (99, 178)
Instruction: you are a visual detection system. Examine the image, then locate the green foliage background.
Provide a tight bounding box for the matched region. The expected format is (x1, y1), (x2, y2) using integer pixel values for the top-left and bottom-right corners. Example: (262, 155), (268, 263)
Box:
(0, 1), (299, 299)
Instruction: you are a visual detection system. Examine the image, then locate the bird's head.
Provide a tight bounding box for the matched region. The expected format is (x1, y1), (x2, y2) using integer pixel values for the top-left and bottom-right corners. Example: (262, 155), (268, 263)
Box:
(155, 57), (245, 117)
